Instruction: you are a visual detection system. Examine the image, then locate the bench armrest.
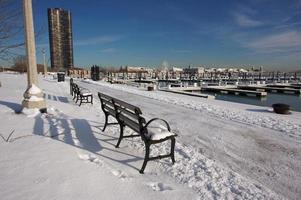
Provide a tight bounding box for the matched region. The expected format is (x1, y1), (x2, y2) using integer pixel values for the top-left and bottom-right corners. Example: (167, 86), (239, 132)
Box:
(144, 118), (171, 131)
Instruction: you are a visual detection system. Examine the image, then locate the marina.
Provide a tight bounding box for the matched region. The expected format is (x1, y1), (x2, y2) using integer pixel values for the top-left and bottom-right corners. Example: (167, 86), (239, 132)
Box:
(158, 83), (301, 112)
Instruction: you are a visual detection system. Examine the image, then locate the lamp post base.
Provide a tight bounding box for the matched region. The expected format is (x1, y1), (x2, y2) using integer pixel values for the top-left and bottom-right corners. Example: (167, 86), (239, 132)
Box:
(22, 85), (46, 110)
(22, 98), (46, 110)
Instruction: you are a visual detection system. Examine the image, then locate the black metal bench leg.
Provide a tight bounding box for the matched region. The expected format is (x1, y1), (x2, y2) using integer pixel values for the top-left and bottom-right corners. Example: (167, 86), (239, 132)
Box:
(170, 137), (176, 164)
(79, 97), (82, 106)
(91, 95), (93, 104)
(115, 124), (124, 148)
(140, 143), (150, 174)
(102, 114), (108, 132)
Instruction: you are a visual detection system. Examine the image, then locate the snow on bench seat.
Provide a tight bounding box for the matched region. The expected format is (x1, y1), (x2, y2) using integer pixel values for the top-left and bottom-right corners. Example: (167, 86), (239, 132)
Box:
(79, 88), (92, 96)
(147, 124), (176, 141)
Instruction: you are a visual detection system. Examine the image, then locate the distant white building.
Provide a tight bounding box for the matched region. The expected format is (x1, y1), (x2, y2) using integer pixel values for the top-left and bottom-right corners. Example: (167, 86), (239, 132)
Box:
(171, 67), (183, 72)
(239, 69), (248, 73)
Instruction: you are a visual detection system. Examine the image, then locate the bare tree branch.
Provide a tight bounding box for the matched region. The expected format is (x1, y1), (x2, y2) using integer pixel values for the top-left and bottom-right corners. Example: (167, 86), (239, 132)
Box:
(0, 0), (24, 61)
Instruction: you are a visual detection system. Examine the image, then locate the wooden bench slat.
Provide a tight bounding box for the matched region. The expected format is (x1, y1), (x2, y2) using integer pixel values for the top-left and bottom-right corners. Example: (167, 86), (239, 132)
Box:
(104, 105), (116, 116)
(113, 98), (142, 114)
(100, 95), (113, 102)
(99, 93), (114, 101)
(101, 98), (114, 107)
(119, 114), (140, 132)
(117, 106), (140, 120)
(98, 92), (115, 115)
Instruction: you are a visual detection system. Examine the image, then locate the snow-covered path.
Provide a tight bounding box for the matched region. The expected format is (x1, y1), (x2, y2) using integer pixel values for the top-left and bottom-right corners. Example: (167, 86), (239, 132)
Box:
(1, 73), (301, 199)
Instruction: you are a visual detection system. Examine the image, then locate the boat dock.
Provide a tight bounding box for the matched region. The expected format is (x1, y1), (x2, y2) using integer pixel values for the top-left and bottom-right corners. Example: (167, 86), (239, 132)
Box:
(266, 84), (301, 89)
(291, 83), (301, 87)
(201, 87), (267, 97)
(160, 89), (215, 99)
(237, 86), (301, 95)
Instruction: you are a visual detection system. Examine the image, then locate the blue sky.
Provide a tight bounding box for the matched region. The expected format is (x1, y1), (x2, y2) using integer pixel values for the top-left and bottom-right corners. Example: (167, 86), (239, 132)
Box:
(11, 0), (301, 70)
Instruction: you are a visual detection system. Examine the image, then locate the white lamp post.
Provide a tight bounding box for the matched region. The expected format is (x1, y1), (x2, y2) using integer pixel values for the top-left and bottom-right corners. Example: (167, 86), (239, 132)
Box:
(22, 0), (46, 110)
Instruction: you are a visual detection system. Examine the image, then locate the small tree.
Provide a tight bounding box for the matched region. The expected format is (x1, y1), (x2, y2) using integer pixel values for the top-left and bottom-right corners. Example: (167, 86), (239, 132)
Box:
(12, 55), (26, 73)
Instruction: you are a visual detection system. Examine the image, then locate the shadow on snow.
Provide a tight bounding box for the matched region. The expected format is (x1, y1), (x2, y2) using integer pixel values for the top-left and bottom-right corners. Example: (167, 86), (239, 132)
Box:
(33, 112), (142, 171)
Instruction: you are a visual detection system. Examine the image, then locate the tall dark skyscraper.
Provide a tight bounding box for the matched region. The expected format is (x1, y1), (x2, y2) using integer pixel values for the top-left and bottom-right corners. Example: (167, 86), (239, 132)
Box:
(48, 8), (73, 69)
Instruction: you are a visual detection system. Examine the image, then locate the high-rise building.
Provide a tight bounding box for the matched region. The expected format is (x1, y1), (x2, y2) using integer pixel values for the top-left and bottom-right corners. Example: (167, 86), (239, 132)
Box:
(48, 8), (73, 69)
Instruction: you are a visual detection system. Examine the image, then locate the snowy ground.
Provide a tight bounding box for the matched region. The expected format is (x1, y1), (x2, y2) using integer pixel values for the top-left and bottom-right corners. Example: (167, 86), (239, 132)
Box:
(0, 73), (301, 200)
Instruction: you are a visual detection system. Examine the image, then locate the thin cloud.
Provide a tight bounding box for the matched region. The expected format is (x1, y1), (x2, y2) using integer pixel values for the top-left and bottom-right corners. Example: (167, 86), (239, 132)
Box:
(275, 21), (301, 29)
(74, 35), (123, 46)
(233, 13), (263, 28)
(243, 31), (301, 54)
(37, 35), (123, 48)
(100, 48), (116, 53)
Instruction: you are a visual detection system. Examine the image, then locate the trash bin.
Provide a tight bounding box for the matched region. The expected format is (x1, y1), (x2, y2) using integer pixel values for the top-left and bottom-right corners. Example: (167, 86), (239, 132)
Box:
(57, 72), (65, 82)
(272, 103), (290, 114)
(147, 85), (154, 91)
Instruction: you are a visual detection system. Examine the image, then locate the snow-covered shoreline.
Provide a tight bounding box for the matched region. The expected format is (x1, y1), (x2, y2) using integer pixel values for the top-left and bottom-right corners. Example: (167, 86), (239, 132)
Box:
(83, 79), (301, 138)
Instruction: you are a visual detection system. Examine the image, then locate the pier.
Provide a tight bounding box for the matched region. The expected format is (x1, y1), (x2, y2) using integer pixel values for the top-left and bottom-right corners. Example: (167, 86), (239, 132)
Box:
(160, 88), (214, 99)
(201, 87), (267, 97)
(237, 86), (301, 95)
(266, 84), (301, 89)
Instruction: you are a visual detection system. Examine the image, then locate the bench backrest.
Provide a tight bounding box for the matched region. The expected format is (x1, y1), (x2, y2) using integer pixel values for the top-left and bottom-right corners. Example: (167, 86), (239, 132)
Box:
(98, 92), (147, 140)
(98, 92), (117, 117)
(73, 83), (80, 94)
(113, 98), (145, 132)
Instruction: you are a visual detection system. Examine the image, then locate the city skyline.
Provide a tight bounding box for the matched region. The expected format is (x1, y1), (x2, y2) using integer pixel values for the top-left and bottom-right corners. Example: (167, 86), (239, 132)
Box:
(2, 0), (301, 71)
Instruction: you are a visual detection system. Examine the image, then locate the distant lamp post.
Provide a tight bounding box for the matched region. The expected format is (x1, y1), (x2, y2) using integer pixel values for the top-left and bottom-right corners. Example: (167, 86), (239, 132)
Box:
(42, 48), (47, 76)
(22, 0), (46, 110)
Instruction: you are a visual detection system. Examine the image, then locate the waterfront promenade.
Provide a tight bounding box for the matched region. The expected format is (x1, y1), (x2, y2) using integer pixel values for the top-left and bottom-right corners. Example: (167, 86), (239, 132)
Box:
(1, 73), (301, 199)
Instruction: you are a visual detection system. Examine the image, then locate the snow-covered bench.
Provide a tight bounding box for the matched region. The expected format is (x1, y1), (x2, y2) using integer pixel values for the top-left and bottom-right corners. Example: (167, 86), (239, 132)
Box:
(98, 92), (177, 174)
(72, 83), (93, 106)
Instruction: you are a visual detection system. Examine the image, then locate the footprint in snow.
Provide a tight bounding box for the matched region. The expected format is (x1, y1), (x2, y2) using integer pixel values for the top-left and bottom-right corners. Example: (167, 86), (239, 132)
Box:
(73, 138), (80, 146)
(34, 177), (48, 184)
(78, 153), (104, 166)
(146, 182), (173, 192)
(110, 169), (132, 181)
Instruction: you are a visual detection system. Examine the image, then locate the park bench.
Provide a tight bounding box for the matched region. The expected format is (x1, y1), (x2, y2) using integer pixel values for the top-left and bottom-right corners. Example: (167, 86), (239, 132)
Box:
(98, 92), (177, 173)
(70, 81), (93, 106)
